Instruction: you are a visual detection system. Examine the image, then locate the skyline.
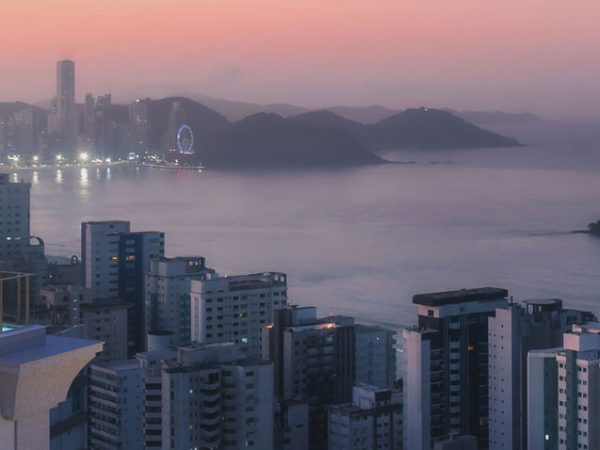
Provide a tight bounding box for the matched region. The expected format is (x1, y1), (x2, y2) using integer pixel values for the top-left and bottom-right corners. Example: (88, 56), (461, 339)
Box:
(2, 0), (600, 119)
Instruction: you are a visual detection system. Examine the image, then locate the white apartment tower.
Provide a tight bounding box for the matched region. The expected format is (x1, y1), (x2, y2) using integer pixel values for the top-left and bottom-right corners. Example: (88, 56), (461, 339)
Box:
(488, 299), (594, 450)
(190, 272), (288, 357)
(403, 287), (509, 450)
(88, 360), (144, 450)
(528, 322), (600, 450)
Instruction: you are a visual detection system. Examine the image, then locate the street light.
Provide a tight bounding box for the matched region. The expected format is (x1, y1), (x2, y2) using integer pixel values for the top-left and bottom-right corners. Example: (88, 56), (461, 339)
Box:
(79, 152), (89, 162)
(55, 154), (63, 162)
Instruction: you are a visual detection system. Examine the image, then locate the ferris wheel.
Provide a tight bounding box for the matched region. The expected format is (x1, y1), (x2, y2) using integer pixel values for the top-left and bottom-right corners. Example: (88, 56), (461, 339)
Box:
(177, 124), (194, 155)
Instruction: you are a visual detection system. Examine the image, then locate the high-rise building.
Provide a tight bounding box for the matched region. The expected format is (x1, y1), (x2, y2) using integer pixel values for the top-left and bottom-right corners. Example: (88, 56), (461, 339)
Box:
(83, 93), (96, 147)
(0, 173), (30, 263)
(262, 305), (396, 449)
(167, 101), (186, 153)
(0, 325), (102, 450)
(129, 98), (150, 154)
(81, 220), (131, 299)
(162, 342), (274, 450)
(403, 287), (510, 450)
(146, 256), (213, 349)
(190, 272), (288, 357)
(89, 360), (145, 450)
(328, 384), (403, 450)
(117, 230), (165, 355)
(135, 349), (177, 449)
(81, 221), (165, 353)
(80, 299), (130, 363)
(53, 60), (77, 154)
(488, 299), (595, 450)
(95, 94), (115, 158)
(528, 322), (600, 450)
(0, 173), (46, 308)
(275, 400), (310, 450)
(13, 106), (46, 158)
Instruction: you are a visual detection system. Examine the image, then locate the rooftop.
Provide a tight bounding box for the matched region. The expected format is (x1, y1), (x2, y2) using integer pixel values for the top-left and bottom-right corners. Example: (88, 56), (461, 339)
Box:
(0, 325), (102, 366)
(413, 287), (509, 306)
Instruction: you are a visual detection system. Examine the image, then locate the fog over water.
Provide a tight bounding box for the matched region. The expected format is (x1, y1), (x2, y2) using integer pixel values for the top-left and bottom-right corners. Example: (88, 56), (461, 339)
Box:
(23, 121), (600, 329)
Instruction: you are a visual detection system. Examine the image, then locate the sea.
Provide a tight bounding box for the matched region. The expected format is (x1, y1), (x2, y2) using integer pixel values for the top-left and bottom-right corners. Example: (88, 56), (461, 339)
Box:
(18, 120), (600, 330)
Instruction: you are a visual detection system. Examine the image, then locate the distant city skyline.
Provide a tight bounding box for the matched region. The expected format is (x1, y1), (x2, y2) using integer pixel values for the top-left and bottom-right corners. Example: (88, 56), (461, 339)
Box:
(2, 0), (600, 119)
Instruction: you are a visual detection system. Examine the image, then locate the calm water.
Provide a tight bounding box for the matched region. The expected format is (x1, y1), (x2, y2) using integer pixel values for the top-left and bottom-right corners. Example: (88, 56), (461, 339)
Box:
(20, 121), (600, 329)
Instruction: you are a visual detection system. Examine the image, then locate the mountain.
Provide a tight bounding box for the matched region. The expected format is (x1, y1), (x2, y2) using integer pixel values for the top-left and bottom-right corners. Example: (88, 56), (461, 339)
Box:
(146, 97), (231, 149)
(0, 102), (31, 120)
(365, 108), (521, 150)
(325, 105), (400, 123)
(199, 113), (383, 169)
(447, 109), (544, 125)
(290, 110), (364, 134)
(194, 95), (309, 121)
(290, 108), (521, 150)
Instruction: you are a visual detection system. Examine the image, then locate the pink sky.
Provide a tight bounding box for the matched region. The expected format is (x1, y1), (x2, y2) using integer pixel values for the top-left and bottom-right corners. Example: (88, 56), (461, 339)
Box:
(2, 0), (600, 118)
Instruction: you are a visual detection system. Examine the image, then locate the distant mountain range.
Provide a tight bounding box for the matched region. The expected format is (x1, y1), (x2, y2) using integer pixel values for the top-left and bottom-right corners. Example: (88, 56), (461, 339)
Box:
(192, 94), (543, 125)
(290, 108), (520, 150)
(1, 97), (523, 169)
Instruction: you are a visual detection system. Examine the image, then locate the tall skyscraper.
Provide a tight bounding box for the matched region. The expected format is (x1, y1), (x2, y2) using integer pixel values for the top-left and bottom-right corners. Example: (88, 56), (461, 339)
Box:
(403, 287), (510, 450)
(527, 322), (600, 450)
(83, 93), (96, 147)
(190, 272), (288, 357)
(488, 300), (595, 450)
(95, 94), (115, 157)
(54, 60), (77, 154)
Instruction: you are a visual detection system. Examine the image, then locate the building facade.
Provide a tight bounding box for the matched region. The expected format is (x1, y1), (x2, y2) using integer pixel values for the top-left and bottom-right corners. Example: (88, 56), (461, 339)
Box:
(88, 360), (144, 450)
(117, 230), (165, 354)
(403, 287), (509, 450)
(0, 325), (102, 450)
(81, 220), (131, 299)
(488, 299), (595, 450)
(328, 384), (402, 450)
(190, 272), (288, 358)
(145, 256), (213, 349)
(527, 322), (600, 450)
(162, 342), (274, 450)
(263, 305), (396, 449)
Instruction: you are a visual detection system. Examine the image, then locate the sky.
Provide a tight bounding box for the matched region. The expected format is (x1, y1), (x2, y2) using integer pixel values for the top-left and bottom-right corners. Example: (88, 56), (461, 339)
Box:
(1, 0), (600, 119)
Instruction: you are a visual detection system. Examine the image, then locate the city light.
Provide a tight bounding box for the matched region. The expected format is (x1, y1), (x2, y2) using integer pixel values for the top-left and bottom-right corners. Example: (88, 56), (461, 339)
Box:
(32, 155), (39, 162)
(79, 152), (89, 162)
(55, 154), (63, 161)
